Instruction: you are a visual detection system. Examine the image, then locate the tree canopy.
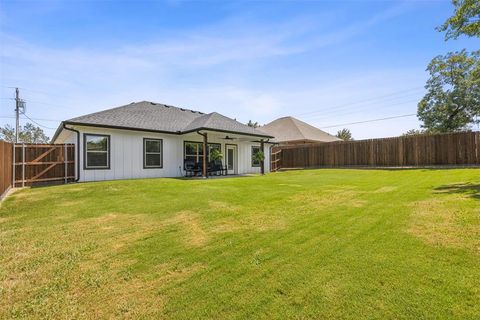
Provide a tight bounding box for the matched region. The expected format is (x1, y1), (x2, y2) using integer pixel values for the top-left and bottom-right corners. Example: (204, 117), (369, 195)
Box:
(0, 123), (50, 143)
(417, 50), (480, 133)
(247, 120), (259, 128)
(438, 0), (480, 40)
(402, 129), (426, 136)
(336, 128), (354, 141)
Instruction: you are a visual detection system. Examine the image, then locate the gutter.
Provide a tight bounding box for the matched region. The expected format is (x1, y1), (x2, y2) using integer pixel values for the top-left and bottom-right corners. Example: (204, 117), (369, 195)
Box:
(183, 127), (274, 139)
(62, 123), (81, 182)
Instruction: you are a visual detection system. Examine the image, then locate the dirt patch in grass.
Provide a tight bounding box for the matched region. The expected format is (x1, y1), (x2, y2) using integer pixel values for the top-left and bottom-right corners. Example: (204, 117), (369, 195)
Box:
(166, 211), (208, 247)
(408, 196), (480, 254)
(0, 217), (11, 224)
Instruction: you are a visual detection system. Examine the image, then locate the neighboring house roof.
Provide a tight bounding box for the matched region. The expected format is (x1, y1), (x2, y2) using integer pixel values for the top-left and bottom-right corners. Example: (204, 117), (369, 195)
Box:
(53, 101), (273, 141)
(258, 116), (340, 143)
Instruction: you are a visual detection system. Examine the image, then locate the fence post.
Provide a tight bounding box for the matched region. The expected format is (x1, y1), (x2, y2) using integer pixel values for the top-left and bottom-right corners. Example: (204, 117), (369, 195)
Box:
(21, 143), (25, 187)
(64, 144), (68, 184)
(12, 143), (15, 187)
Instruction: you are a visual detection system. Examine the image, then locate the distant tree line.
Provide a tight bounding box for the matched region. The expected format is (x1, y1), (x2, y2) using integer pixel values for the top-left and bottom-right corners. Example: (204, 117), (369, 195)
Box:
(0, 123), (50, 143)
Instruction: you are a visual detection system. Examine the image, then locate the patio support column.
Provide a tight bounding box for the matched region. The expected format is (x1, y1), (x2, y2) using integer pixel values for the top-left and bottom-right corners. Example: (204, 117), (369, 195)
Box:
(197, 131), (208, 178)
(260, 140), (265, 175)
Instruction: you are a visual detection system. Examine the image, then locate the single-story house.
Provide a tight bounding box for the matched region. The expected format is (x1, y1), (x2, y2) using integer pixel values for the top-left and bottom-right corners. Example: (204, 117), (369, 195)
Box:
(52, 101), (274, 182)
(258, 116), (340, 146)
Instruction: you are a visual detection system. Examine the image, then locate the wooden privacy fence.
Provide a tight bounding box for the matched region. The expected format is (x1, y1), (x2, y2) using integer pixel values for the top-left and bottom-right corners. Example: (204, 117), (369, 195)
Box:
(275, 131), (480, 170)
(0, 140), (13, 198)
(13, 144), (75, 187)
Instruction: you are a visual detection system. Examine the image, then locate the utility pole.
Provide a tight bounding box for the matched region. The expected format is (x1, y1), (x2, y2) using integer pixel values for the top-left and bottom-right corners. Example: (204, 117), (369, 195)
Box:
(14, 88), (26, 143)
(15, 88), (20, 143)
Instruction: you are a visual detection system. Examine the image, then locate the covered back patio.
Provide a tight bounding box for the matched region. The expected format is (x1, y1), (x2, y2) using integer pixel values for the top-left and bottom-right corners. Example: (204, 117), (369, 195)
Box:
(181, 130), (270, 178)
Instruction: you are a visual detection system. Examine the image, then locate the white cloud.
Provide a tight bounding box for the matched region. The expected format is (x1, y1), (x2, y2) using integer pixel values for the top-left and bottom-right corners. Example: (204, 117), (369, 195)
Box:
(0, 4), (422, 139)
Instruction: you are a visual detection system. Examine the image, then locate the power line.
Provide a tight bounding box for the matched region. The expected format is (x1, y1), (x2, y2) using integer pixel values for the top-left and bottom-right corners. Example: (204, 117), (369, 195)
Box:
(20, 112), (57, 130)
(294, 87), (424, 117)
(0, 115), (62, 122)
(23, 99), (67, 110)
(301, 97), (419, 121)
(1, 86), (74, 99)
(319, 113), (417, 129)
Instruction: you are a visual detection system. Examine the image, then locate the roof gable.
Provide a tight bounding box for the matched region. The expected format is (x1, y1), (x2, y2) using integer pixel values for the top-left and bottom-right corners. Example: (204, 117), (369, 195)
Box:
(258, 116), (340, 143)
(182, 112), (265, 136)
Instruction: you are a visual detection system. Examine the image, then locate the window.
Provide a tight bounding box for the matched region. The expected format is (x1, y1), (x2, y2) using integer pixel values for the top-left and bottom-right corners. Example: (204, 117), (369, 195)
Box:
(84, 134), (110, 169)
(251, 146), (261, 167)
(144, 138), (163, 168)
(184, 141), (221, 165)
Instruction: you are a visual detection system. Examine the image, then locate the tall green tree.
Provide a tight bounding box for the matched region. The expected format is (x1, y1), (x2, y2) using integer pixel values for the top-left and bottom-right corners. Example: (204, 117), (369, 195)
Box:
(336, 128), (354, 141)
(417, 50), (480, 133)
(0, 123), (50, 143)
(438, 0), (480, 40)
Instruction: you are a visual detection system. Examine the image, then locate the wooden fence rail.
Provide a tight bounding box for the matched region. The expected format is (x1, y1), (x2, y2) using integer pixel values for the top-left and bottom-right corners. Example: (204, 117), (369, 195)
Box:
(0, 140), (13, 198)
(276, 131), (480, 170)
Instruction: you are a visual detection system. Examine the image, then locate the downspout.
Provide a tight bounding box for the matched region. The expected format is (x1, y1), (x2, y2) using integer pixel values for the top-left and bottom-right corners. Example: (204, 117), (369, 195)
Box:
(62, 123), (80, 182)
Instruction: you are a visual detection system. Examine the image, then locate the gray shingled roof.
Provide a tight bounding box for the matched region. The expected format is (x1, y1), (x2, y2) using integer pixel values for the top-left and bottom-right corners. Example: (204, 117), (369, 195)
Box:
(55, 101), (272, 139)
(182, 112), (264, 136)
(257, 116), (340, 143)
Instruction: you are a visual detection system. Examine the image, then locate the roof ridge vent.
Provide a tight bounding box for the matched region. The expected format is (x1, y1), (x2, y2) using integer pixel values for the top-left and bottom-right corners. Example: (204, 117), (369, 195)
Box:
(150, 102), (157, 105)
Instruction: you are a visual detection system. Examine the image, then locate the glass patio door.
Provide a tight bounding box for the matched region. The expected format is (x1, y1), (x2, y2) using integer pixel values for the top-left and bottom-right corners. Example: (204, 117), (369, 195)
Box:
(225, 145), (237, 175)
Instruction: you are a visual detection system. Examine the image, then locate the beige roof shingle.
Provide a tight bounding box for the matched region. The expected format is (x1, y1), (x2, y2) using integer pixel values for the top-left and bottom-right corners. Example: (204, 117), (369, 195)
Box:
(258, 116), (340, 143)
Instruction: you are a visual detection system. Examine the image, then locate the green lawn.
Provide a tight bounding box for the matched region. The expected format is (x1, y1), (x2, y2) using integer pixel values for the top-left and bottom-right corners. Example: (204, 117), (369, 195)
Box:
(1, 169), (479, 319)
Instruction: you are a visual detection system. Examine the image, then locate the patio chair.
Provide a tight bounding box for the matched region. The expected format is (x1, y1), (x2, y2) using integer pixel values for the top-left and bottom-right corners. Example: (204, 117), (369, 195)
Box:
(208, 160), (222, 176)
(212, 160), (226, 176)
(184, 159), (199, 177)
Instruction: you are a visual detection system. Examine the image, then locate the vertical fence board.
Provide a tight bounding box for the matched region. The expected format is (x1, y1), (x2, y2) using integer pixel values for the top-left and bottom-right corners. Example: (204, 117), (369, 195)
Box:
(0, 140), (13, 197)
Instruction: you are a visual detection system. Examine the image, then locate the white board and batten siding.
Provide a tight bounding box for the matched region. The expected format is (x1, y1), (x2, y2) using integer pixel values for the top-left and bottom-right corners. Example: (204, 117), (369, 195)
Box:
(55, 125), (271, 182)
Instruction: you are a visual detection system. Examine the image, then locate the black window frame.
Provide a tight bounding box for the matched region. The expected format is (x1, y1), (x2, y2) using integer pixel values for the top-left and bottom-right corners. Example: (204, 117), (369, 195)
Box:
(183, 141), (222, 168)
(143, 138), (163, 169)
(251, 145), (261, 167)
(83, 133), (111, 170)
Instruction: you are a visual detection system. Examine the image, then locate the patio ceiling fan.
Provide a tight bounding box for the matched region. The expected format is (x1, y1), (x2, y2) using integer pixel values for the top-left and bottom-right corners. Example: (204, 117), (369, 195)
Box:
(221, 135), (236, 140)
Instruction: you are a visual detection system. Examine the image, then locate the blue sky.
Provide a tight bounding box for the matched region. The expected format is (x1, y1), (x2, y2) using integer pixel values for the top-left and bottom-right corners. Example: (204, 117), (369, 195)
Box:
(0, 0), (478, 139)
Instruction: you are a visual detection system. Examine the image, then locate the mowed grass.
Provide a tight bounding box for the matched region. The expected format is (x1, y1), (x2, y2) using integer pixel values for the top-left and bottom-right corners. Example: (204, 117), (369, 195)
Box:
(1, 169), (479, 319)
